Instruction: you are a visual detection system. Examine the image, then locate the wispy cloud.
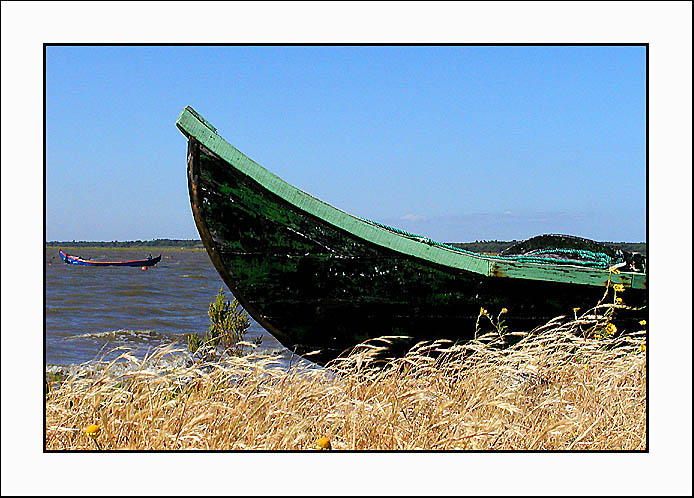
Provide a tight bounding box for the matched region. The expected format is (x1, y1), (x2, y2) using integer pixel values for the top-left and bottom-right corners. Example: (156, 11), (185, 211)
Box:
(400, 213), (428, 223)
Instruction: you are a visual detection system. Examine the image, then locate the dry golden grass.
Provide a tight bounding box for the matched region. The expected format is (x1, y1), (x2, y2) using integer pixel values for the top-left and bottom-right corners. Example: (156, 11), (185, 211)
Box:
(45, 313), (646, 451)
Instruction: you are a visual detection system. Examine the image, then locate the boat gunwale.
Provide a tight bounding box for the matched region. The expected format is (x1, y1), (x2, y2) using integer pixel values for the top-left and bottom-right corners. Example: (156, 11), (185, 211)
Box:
(176, 106), (645, 290)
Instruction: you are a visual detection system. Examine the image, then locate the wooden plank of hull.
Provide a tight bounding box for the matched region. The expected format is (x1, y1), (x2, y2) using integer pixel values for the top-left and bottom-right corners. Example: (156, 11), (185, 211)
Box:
(186, 139), (646, 360)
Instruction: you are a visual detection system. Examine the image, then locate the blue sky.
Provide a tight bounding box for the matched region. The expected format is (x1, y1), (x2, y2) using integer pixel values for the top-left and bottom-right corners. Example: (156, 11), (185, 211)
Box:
(5, 2), (692, 494)
(46, 45), (646, 242)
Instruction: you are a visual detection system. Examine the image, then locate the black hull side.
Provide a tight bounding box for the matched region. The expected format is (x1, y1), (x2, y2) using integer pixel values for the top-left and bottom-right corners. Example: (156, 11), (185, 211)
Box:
(187, 140), (646, 361)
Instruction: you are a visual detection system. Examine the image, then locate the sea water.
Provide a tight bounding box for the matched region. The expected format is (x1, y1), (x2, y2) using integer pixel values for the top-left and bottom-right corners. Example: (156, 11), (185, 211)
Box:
(45, 248), (295, 369)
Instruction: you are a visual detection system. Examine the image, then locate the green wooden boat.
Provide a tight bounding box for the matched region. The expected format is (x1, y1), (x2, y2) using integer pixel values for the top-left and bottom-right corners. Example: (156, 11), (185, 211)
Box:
(176, 106), (646, 361)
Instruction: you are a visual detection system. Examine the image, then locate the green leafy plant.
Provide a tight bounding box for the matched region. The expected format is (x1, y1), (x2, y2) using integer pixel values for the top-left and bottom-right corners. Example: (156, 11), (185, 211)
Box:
(187, 333), (204, 354)
(208, 287), (251, 351)
(187, 288), (252, 359)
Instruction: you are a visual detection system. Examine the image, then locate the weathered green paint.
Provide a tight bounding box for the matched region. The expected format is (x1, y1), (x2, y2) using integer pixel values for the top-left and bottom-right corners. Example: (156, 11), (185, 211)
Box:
(176, 106), (646, 290)
(631, 273), (647, 290)
(180, 115), (646, 362)
(490, 260), (636, 287)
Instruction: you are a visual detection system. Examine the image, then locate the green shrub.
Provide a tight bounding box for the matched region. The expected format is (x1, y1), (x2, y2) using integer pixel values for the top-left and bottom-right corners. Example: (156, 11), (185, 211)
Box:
(208, 287), (251, 351)
(187, 287), (252, 359)
(187, 333), (204, 354)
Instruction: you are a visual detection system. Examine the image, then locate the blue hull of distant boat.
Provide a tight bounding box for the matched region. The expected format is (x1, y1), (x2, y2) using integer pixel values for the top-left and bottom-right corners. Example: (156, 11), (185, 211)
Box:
(58, 250), (161, 267)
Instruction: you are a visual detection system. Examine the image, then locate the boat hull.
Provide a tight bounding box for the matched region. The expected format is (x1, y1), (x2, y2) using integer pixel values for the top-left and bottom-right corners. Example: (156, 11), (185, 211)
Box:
(186, 140), (646, 360)
(59, 250), (161, 267)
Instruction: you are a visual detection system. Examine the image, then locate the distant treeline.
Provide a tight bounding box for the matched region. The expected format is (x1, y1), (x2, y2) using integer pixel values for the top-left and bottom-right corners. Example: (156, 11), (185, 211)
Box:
(47, 238), (646, 254)
(47, 239), (205, 248)
(446, 240), (646, 255)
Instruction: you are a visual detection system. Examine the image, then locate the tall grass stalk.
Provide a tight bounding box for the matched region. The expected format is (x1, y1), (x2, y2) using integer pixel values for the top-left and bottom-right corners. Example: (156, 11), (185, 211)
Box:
(45, 313), (646, 450)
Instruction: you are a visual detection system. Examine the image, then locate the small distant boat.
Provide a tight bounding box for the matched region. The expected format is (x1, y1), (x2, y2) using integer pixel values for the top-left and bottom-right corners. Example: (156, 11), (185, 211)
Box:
(176, 106), (646, 360)
(58, 250), (161, 267)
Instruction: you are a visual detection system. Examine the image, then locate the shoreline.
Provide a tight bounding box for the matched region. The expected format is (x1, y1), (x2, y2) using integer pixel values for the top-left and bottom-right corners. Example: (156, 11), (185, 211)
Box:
(46, 245), (207, 253)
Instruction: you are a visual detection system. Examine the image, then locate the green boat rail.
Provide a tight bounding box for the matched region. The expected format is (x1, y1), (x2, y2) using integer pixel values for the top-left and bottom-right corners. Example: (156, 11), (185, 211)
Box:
(176, 106), (646, 290)
(359, 218), (617, 269)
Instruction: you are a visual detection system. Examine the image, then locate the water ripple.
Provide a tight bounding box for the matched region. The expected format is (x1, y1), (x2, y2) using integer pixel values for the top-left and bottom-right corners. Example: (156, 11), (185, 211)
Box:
(46, 249), (286, 365)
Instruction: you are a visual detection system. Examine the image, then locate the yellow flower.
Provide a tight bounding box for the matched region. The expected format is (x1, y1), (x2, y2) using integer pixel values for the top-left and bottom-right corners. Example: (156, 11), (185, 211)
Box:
(613, 284), (625, 293)
(85, 424), (101, 439)
(639, 320), (647, 326)
(479, 307), (487, 316)
(615, 297), (623, 305)
(316, 437), (332, 450)
(501, 308), (508, 314)
(573, 307), (580, 313)
(640, 342), (646, 352)
(609, 266), (621, 274)
(605, 323), (617, 335)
